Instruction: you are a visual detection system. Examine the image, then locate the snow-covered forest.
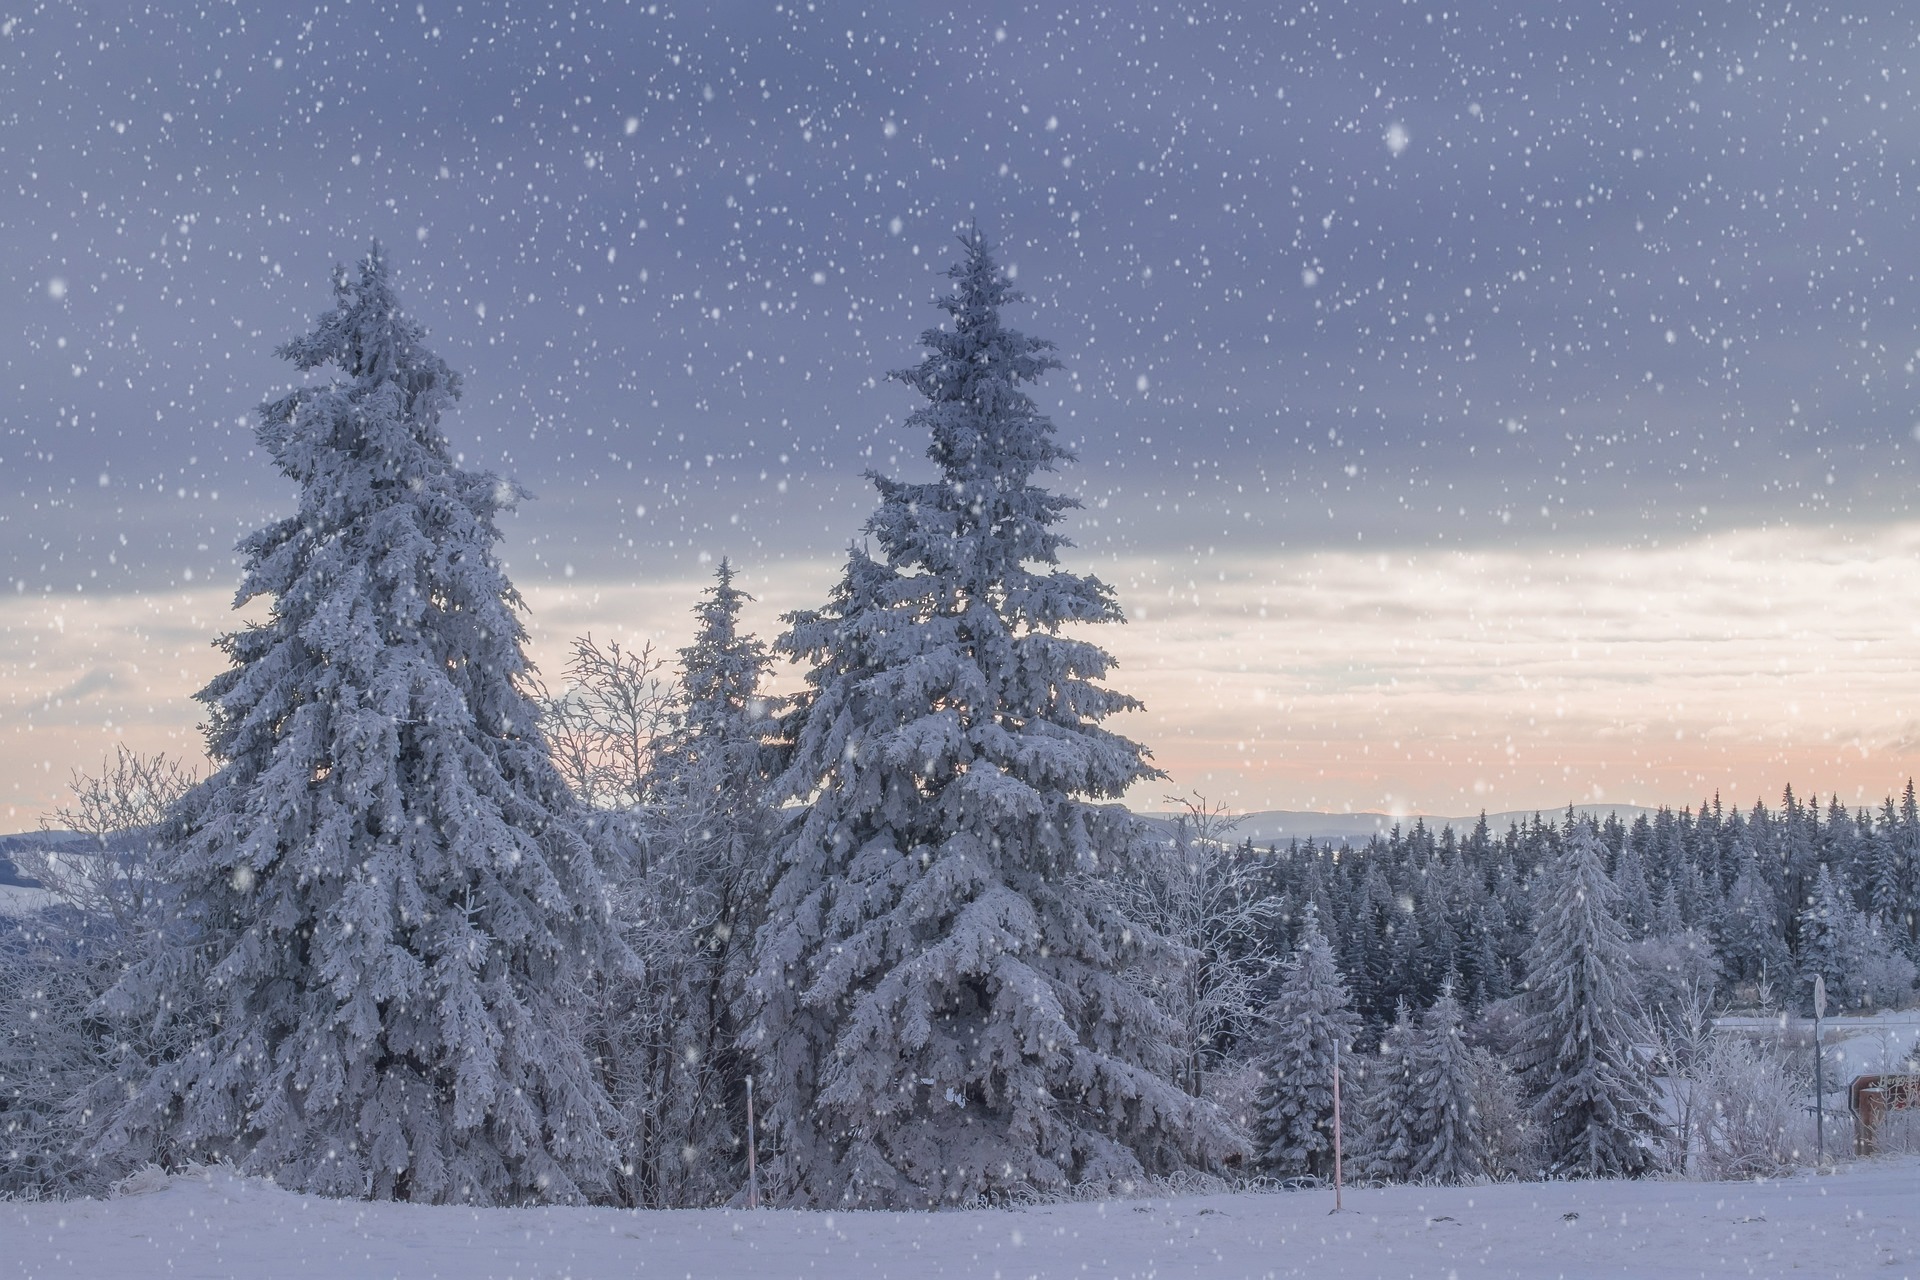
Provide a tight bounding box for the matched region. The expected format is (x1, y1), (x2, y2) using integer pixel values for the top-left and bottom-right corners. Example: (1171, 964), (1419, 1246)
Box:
(3, 237), (1916, 1215)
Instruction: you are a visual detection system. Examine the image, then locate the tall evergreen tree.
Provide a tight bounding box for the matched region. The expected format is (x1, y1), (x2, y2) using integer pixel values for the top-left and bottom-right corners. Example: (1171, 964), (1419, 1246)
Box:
(1612, 837), (1655, 941)
(594, 559), (781, 1207)
(95, 245), (625, 1204)
(1881, 784), (1920, 959)
(1253, 902), (1361, 1178)
(1795, 862), (1851, 1011)
(1864, 800), (1904, 929)
(1356, 999), (1417, 1184)
(1651, 879), (1685, 939)
(1408, 983), (1485, 1184)
(1820, 795), (1857, 889)
(658, 559), (780, 1200)
(664, 558), (781, 947)
(1517, 822), (1663, 1179)
(746, 229), (1235, 1208)
(1716, 844), (1791, 990)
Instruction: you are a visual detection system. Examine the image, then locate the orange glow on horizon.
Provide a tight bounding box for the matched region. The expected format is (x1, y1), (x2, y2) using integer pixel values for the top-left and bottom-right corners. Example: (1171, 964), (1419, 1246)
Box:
(5, 521), (1916, 825)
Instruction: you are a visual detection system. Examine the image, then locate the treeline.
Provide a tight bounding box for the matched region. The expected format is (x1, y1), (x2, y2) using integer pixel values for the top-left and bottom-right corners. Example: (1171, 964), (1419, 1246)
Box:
(1237, 791), (1920, 1030)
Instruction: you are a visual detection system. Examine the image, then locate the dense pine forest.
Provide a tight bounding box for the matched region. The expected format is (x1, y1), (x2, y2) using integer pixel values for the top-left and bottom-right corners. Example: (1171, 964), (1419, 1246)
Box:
(1237, 790), (1919, 1030)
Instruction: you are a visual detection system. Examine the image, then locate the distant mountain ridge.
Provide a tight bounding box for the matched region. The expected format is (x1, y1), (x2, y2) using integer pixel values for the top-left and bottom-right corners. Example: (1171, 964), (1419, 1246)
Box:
(2, 805), (1657, 885)
(1136, 805), (1659, 846)
(0, 829), (90, 887)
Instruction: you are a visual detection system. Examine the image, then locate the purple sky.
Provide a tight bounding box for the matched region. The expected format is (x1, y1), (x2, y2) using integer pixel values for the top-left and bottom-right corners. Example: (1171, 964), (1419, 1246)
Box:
(6, 2), (1920, 818)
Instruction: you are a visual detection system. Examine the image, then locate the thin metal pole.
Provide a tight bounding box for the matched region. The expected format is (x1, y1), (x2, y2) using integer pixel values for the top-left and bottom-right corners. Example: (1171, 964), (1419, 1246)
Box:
(1331, 1037), (1343, 1213)
(1813, 1008), (1825, 1167)
(746, 1073), (760, 1209)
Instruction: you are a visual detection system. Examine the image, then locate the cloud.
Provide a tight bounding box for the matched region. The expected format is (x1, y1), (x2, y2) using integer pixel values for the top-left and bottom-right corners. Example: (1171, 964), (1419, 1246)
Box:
(0, 588), (251, 816)
(1092, 523), (1920, 813)
(50, 668), (119, 703)
(7, 521), (1916, 823)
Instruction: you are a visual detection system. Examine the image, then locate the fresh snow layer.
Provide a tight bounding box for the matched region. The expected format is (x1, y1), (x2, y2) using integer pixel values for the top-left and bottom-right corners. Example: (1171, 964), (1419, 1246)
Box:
(7, 1159), (1915, 1280)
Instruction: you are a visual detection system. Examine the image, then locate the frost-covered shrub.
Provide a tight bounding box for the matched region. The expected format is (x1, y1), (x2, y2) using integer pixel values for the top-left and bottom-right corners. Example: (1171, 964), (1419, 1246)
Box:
(0, 916), (112, 1200)
(0, 751), (198, 1200)
(1693, 1035), (1812, 1180)
(1849, 922), (1918, 1011)
(1099, 799), (1281, 1100)
(1629, 929), (1721, 1026)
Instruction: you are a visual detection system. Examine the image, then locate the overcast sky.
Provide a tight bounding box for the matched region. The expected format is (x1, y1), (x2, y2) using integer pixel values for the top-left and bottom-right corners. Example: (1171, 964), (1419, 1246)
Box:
(6, 2), (1920, 820)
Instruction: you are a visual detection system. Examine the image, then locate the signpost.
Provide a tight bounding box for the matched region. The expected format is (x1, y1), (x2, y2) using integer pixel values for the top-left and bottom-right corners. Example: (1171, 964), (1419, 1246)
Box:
(1812, 975), (1826, 1168)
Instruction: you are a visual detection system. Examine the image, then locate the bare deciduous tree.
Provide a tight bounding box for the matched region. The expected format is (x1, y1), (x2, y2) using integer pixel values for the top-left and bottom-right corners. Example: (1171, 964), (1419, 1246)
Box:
(1649, 977), (1721, 1175)
(531, 635), (677, 814)
(1103, 794), (1282, 1098)
(2, 748), (198, 1198)
(19, 745), (197, 934)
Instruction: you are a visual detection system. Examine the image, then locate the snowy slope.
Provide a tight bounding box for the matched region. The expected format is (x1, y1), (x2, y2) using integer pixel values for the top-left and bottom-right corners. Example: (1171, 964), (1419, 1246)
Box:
(7, 1158), (1914, 1280)
(1716, 1010), (1920, 1079)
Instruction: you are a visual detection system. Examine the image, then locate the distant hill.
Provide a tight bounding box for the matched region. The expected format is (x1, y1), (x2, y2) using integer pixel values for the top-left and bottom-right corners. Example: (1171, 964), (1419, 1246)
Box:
(0, 829), (91, 887)
(1136, 805), (1658, 846)
(2, 806), (1663, 884)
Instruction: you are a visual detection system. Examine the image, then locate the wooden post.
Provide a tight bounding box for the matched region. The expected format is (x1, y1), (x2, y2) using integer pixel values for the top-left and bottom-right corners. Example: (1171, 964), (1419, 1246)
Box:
(746, 1073), (760, 1209)
(1853, 1078), (1884, 1158)
(1331, 1037), (1343, 1213)
(1812, 975), (1826, 1168)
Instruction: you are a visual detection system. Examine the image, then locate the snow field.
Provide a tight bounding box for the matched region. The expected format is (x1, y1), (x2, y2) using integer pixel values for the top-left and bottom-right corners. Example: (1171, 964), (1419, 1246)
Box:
(7, 1157), (1915, 1280)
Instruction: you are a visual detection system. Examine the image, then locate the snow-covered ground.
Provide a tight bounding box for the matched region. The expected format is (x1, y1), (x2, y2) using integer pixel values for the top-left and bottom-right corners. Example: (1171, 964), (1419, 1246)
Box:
(7, 1158), (1915, 1280)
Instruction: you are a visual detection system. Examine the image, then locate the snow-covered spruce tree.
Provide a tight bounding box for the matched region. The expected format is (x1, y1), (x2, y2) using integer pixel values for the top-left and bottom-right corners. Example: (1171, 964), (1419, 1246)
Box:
(1793, 867), (1915, 1015)
(1408, 983), (1485, 1184)
(95, 245), (626, 1204)
(1794, 862), (1851, 1013)
(607, 559), (781, 1207)
(1516, 821), (1663, 1179)
(747, 229), (1238, 1208)
(659, 560), (781, 1197)
(1253, 901), (1361, 1179)
(1466, 1043), (1537, 1180)
(1716, 844), (1791, 996)
(1356, 999), (1417, 1184)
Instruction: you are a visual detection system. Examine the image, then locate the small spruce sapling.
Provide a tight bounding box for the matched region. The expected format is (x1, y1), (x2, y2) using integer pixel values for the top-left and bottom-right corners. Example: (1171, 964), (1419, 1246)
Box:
(1253, 901), (1361, 1179)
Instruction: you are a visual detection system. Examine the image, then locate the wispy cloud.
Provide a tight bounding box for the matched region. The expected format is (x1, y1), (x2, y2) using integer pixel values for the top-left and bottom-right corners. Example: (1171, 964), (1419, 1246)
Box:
(0, 588), (252, 817)
(6, 523), (1916, 821)
(1094, 523), (1920, 814)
